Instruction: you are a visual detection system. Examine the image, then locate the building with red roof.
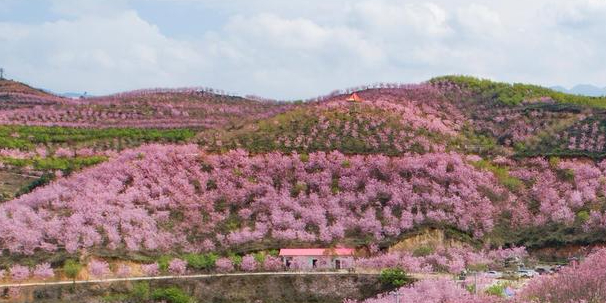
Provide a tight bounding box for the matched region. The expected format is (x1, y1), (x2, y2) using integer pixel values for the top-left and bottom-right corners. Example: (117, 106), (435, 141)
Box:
(279, 248), (355, 270)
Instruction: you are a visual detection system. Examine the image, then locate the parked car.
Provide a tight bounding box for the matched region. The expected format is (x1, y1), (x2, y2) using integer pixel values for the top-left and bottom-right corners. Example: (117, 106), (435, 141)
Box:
(485, 271), (503, 279)
(517, 269), (538, 278)
(534, 266), (553, 275)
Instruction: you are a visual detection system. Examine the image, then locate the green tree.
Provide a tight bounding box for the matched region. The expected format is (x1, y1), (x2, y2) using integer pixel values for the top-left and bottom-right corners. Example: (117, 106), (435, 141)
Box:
(228, 253), (243, 267)
(157, 255), (173, 272)
(183, 253), (218, 270)
(412, 246), (433, 257)
(130, 282), (150, 301)
(63, 260), (82, 284)
(151, 287), (194, 303)
(379, 268), (412, 288)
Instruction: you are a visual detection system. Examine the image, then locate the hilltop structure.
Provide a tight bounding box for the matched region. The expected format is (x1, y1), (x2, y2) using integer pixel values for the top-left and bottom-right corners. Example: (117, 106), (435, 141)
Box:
(346, 92), (362, 102)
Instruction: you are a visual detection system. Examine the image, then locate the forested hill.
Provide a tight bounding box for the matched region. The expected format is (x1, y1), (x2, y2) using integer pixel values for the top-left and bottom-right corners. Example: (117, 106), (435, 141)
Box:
(202, 76), (606, 159)
(2, 76), (606, 263)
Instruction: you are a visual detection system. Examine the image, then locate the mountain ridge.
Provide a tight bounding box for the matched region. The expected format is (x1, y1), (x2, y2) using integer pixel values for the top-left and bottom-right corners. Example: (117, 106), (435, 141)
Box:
(551, 84), (606, 97)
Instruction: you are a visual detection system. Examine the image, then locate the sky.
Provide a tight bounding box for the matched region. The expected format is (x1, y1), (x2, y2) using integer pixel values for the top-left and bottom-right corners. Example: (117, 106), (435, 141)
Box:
(0, 0), (605, 99)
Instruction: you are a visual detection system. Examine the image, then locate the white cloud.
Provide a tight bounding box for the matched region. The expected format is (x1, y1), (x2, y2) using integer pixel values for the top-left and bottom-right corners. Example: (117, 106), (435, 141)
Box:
(0, 0), (605, 99)
(352, 1), (451, 37)
(49, 0), (129, 17)
(225, 14), (330, 51)
(0, 10), (207, 93)
(550, 0), (606, 28)
(455, 4), (501, 35)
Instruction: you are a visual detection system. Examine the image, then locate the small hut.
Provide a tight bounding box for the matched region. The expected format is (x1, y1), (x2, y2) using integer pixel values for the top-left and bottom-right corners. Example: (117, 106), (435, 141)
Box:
(279, 248), (355, 270)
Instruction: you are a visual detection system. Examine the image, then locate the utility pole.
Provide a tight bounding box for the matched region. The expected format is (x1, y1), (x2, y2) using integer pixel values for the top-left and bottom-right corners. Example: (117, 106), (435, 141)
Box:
(0, 68), (4, 79)
(474, 271), (478, 294)
(391, 291), (401, 303)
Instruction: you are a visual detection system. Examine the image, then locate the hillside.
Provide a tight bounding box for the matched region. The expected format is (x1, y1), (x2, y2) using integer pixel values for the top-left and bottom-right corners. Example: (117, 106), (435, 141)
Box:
(0, 86), (293, 129)
(0, 80), (296, 131)
(432, 76), (606, 158)
(0, 79), (58, 99)
(0, 82), (294, 202)
(3, 76), (606, 262)
(201, 76), (606, 159)
(199, 84), (464, 155)
(3, 143), (606, 257)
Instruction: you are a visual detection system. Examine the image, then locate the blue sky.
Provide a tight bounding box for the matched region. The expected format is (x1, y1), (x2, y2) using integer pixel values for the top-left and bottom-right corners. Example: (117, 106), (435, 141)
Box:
(0, 0), (605, 99)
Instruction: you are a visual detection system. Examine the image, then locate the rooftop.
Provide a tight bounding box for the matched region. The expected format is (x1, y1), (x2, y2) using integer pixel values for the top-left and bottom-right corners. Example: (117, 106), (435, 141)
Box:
(279, 248), (355, 257)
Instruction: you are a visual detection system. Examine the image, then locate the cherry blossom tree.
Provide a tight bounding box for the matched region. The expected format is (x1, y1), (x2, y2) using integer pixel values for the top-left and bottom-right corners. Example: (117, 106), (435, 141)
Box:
(10, 265), (30, 283)
(240, 255), (258, 272)
(168, 258), (187, 276)
(141, 263), (160, 276)
(88, 260), (110, 279)
(215, 258), (234, 273)
(521, 247), (606, 302)
(116, 264), (131, 278)
(262, 256), (284, 272)
(33, 263), (54, 281)
(344, 278), (501, 303)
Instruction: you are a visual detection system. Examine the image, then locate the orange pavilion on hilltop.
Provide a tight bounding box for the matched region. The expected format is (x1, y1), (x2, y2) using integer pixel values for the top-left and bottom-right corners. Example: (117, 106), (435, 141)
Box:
(346, 92), (363, 102)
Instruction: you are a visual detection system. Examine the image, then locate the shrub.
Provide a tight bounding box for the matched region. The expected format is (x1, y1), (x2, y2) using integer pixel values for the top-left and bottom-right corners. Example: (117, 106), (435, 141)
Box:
(16, 172), (55, 197)
(484, 282), (510, 297)
(183, 253), (218, 270)
(151, 287), (194, 303)
(228, 254), (243, 267)
(63, 260), (81, 282)
(412, 246), (434, 257)
(7, 287), (20, 299)
(157, 255), (173, 272)
(130, 282), (150, 301)
(576, 210), (590, 224)
(379, 268), (411, 288)
(253, 252), (266, 264)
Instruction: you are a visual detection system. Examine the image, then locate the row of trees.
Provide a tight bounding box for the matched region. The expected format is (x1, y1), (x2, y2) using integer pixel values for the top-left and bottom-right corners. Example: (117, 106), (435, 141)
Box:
(0, 89), (293, 129)
(0, 263), (54, 283)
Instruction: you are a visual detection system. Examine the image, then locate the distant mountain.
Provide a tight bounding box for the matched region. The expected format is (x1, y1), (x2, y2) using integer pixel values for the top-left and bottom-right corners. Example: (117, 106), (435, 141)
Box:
(551, 84), (606, 97)
(57, 92), (92, 99)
